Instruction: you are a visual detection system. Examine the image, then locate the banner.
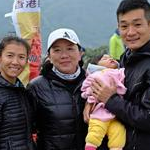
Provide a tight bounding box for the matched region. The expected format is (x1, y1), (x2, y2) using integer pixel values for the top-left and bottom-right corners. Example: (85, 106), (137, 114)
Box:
(5, 0), (42, 86)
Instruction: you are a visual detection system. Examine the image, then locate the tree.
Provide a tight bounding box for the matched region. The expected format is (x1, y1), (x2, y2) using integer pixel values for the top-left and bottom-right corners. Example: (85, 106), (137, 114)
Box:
(82, 45), (109, 69)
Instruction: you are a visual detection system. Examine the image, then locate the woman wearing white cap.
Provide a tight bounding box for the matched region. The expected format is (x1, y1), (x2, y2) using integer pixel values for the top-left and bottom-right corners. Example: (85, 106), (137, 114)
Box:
(27, 28), (88, 150)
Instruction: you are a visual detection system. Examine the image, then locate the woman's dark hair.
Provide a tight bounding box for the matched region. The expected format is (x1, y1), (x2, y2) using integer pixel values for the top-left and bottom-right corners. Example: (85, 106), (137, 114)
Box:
(0, 35), (31, 56)
(117, 0), (150, 21)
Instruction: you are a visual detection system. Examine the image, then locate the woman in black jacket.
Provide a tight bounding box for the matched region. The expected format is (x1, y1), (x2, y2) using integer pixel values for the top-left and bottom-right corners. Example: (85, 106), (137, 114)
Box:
(27, 28), (88, 150)
(0, 36), (35, 150)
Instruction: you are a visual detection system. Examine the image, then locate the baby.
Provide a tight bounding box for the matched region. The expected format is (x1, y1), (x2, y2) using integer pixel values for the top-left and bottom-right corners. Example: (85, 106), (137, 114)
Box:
(81, 54), (126, 150)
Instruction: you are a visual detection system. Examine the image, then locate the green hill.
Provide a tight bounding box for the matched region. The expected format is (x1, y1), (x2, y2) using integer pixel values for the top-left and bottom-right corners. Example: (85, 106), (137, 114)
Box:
(0, 0), (121, 54)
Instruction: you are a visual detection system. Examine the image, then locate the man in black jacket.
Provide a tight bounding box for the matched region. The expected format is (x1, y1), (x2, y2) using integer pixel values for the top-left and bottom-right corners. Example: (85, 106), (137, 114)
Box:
(90, 0), (150, 150)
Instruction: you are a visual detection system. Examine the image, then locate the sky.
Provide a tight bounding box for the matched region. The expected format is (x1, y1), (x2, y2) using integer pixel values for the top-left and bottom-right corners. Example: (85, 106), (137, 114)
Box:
(1, 0), (150, 54)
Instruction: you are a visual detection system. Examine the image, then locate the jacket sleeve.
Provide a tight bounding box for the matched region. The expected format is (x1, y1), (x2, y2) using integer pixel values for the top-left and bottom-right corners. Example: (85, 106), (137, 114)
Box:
(81, 74), (98, 103)
(26, 83), (39, 134)
(109, 35), (116, 59)
(26, 83), (38, 113)
(0, 102), (2, 124)
(105, 86), (150, 132)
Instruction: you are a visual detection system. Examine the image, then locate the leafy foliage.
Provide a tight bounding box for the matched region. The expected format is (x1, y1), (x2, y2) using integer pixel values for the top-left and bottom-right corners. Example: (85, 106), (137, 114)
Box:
(82, 45), (109, 69)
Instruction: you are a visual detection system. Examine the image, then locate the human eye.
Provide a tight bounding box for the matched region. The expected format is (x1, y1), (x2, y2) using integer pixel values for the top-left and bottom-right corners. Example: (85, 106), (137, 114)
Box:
(68, 47), (74, 51)
(6, 54), (13, 58)
(19, 55), (26, 60)
(134, 23), (142, 27)
(53, 48), (61, 53)
(101, 56), (108, 61)
(120, 24), (128, 30)
(55, 49), (61, 52)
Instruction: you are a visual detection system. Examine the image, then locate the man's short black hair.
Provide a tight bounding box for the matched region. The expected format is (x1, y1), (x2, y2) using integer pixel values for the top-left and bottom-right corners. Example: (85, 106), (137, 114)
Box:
(117, 0), (150, 22)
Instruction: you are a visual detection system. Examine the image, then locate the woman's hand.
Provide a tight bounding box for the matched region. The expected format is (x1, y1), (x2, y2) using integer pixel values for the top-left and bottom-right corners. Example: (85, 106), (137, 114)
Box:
(83, 102), (94, 123)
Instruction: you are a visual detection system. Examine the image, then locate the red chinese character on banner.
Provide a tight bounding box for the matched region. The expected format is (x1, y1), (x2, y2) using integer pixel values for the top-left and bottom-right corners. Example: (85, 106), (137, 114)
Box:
(28, 27), (41, 80)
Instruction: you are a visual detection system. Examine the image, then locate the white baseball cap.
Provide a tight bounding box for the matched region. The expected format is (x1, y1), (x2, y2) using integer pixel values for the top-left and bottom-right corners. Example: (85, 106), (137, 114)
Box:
(47, 28), (80, 51)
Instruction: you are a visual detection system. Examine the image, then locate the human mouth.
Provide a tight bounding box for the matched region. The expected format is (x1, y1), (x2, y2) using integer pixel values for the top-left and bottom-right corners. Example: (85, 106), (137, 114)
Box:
(60, 61), (71, 65)
(9, 67), (20, 71)
(127, 37), (139, 43)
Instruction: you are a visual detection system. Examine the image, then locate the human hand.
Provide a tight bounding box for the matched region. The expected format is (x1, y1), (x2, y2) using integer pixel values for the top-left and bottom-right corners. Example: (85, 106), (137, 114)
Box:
(83, 102), (94, 123)
(91, 77), (117, 104)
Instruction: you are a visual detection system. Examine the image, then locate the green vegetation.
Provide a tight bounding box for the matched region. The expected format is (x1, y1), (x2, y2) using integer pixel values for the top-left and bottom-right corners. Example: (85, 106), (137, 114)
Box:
(82, 45), (109, 69)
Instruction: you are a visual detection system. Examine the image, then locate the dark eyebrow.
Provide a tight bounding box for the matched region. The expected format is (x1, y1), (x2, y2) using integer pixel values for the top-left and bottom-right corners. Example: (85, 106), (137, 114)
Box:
(68, 43), (74, 46)
(51, 45), (59, 48)
(119, 18), (143, 24)
(5, 51), (14, 54)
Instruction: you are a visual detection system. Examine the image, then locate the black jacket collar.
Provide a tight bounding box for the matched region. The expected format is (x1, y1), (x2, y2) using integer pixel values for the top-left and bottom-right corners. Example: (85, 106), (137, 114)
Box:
(120, 40), (150, 67)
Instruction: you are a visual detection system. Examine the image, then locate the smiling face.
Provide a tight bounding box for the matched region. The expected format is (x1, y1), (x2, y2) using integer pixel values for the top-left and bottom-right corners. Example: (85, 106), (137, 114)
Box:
(118, 9), (150, 51)
(49, 39), (82, 74)
(0, 42), (28, 84)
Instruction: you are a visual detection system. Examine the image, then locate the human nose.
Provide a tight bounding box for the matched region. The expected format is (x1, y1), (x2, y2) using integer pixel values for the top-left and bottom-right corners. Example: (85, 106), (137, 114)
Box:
(127, 26), (136, 36)
(60, 50), (69, 58)
(12, 57), (19, 64)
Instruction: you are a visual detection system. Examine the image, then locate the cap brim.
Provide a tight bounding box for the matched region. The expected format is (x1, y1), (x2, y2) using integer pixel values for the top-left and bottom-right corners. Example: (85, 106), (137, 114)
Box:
(47, 37), (78, 52)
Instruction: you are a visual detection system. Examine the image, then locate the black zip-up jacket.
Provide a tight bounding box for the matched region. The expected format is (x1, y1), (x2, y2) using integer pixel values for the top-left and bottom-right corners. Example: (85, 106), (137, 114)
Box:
(0, 75), (35, 150)
(105, 40), (150, 150)
(27, 63), (88, 150)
